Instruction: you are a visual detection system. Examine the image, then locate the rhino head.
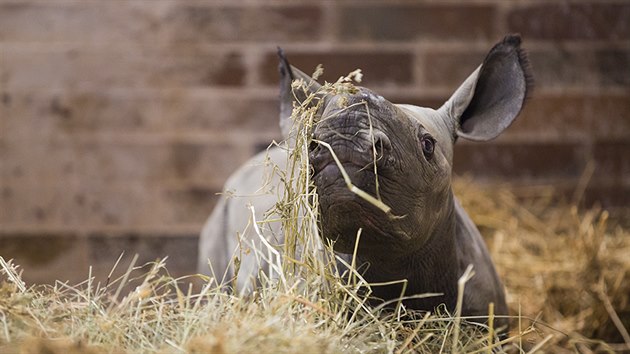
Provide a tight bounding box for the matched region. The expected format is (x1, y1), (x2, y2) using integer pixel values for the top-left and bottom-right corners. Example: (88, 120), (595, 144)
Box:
(196, 34), (533, 332)
(279, 35), (531, 267)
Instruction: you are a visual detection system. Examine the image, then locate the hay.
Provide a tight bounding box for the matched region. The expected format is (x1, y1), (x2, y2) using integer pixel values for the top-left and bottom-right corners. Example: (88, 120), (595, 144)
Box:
(456, 179), (630, 352)
(1, 191), (628, 353)
(1, 70), (629, 353)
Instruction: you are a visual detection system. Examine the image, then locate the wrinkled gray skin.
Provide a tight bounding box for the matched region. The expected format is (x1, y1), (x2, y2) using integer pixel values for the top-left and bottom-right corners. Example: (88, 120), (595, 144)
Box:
(199, 35), (532, 332)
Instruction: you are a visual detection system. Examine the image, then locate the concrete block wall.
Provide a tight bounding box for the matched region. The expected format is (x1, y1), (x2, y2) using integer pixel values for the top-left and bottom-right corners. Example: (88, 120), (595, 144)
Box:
(1, 0), (629, 284)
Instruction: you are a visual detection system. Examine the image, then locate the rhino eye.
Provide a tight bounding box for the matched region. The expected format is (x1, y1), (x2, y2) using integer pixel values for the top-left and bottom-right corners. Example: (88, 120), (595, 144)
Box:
(420, 134), (435, 160)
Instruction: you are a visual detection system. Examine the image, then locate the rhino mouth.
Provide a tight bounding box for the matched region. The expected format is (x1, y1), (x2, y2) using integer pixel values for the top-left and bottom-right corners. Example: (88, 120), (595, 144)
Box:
(314, 160), (362, 181)
(311, 155), (381, 191)
(309, 131), (392, 181)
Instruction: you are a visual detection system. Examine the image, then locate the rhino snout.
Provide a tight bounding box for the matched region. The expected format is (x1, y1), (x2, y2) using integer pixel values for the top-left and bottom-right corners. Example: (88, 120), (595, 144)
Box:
(308, 128), (392, 177)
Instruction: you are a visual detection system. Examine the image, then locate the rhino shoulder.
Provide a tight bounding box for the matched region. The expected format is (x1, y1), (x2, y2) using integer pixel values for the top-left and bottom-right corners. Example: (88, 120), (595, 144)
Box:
(197, 145), (289, 289)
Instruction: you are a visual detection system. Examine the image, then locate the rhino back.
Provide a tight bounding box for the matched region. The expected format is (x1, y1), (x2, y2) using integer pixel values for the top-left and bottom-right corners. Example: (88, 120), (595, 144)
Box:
(198, 146), (288, 291)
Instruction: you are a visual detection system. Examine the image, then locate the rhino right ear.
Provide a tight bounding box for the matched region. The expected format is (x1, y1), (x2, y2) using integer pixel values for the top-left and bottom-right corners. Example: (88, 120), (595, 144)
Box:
(278, 48), (322, 140)
(440, 34), (533, 142)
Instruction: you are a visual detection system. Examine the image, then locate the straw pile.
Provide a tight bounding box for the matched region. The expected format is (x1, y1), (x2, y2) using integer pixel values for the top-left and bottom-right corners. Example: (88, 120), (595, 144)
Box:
(456, 180), (630, 353)
(0, 70), (628, 353)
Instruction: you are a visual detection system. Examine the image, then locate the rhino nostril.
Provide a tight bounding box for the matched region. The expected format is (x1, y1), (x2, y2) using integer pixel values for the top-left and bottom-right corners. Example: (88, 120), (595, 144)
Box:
(308, 139), (320, 153)
(372, 132), (391, 158)
(374, 140), (383, 157)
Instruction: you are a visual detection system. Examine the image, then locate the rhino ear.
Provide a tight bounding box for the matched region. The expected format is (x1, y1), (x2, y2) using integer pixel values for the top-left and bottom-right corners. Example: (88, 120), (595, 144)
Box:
(442, 34), (533, 141)
(278, 48), (322, 140)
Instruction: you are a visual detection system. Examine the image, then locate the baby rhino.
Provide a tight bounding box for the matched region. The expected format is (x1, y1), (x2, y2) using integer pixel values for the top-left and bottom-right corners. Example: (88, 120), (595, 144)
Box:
(199, 35), (532, 331)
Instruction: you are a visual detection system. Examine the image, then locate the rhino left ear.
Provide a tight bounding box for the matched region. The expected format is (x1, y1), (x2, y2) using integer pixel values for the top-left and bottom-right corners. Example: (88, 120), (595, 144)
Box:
(278, 48), (321, 140)
(441, 34), (533, 141)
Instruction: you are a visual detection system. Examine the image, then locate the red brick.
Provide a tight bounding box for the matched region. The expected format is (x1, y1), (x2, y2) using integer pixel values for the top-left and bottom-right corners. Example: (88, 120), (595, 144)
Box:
(67, 143), (161, 182)
(164, 186), (219, 224)
(423, 50), (486, 88)
(510, 94), (630, 139)
(0, 187), (8, 225)
(76, 141), (250, 185)
(160, 50), (247, 88)
(0, 233), (89, 284)
(0, 231), (198, 285)
(162, 5), (323, 42)
(161, 94), (280, 135)
(4, 91), (281, 135)
(453, 142), (589, 179)
(75, 182), (213, 227)
(2, 138), (79, 184)
(338, 4), (496, 41)
(3, 92), (160, 136)
(386, 95), (447, 110)
(69, 183), (217, 227)
(528, 49), (592, 88)
(596, 50), (630, 86)
(593, 141), (630, 182)
(508, 3), (630, 41)
(3, 47), (246, 91)
(2, 137), (255, 226)
(206, 52), (244, 86)
(582, 183), (630, 209)
(75, 183), (167, 226)
(0, 232), (77, 266)
(86, 233), (198, 282)
(260, 51), (414, 88)
(528, 48), (630, 89)
(4, 136), (248, 187)
(0, 2), (158, 43)
(1, 183), (87, 225)
(507, 181), (630, 209)
(426, 48), (630, 91)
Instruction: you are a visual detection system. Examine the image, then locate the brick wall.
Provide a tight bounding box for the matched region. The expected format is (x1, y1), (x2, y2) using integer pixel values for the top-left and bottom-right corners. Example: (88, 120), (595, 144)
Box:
(1, 0), (629, 284)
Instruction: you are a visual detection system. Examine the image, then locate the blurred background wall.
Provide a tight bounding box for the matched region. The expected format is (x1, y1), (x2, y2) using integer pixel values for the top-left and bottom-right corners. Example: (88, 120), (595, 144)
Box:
(1, 0), (629, 284)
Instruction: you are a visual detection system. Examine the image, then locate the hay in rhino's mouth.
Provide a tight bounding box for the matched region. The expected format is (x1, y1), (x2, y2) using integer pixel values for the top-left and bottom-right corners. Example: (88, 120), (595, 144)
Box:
(312, 161), (378, 193)
(312, 162), (398, 222)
